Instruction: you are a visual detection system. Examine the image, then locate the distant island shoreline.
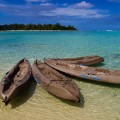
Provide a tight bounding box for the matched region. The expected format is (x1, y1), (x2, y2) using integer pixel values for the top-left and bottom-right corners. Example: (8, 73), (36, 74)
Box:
(0, 23), (77, 31)
(0, 30), (78, 32)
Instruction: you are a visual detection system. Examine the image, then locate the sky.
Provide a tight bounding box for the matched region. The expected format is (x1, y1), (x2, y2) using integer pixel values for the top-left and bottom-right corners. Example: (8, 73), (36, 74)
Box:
(0, 0), (120, 30)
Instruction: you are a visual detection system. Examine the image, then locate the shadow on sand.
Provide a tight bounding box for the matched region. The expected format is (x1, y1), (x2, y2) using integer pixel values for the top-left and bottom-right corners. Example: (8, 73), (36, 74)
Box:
(10, 78), (36, 109)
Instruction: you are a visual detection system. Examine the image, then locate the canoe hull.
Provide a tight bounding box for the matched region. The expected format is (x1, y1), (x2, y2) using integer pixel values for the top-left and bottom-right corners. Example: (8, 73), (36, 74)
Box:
(45, 60), (120, 84)
(32, 60), (80, 102)
(0, 58), (32, 105)
(46, 55), (104, 66)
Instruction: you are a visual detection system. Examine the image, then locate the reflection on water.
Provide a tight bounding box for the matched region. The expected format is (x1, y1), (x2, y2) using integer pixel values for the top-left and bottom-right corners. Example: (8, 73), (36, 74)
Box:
(0, 31), (120, 120)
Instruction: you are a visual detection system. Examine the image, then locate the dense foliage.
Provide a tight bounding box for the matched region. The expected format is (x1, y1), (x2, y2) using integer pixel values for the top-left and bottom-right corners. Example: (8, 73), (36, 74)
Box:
(0, 23), (77, 31)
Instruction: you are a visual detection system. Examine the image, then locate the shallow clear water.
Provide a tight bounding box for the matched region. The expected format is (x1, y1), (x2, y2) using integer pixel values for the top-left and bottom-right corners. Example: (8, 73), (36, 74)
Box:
(0, 31), (120, 120)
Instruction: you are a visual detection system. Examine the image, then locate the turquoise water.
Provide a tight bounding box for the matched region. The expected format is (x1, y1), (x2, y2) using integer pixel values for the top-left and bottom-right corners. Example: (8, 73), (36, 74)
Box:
(0, 31), (120, 120)
(0, 31), (120, 68)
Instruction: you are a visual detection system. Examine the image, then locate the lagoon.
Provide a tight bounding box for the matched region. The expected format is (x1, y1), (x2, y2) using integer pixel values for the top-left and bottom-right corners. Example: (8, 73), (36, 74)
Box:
(0, 31), (120, 120)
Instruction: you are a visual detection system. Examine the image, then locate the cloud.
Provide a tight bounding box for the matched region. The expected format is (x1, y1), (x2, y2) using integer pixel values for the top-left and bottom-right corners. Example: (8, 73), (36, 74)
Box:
(40, 3), (53, 6)
(39, 8), (108, 18)
(0, 3), (7, 7)
(38, 1), (109, 18)
(0, 1), (109, 19)
(70, 1), (94, 8)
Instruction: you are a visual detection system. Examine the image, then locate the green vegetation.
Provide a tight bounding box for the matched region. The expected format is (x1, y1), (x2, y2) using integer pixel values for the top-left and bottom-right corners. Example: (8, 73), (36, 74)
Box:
(0, 23), (77, 31)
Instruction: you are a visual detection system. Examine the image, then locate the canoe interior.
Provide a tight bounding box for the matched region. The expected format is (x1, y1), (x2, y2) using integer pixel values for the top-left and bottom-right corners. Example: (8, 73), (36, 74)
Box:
(36, 62), (65, 82)
(3, 60), (29, 95)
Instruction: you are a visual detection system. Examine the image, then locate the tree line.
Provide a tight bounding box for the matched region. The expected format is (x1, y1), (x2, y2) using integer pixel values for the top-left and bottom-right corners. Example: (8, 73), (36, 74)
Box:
(0, 23), (77, 31)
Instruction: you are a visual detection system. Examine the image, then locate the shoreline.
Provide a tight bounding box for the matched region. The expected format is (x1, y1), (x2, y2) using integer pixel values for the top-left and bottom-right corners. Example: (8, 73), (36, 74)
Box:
(1, 30), (120, 32)
(0, 30), (78, 32)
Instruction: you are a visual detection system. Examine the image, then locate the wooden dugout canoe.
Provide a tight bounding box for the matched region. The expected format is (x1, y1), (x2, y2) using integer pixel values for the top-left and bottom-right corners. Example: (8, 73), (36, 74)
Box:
(45, 59), (120, 84)
(0, 58), (31, 105)
(47, 55), (104, 66)
(32, 60), (80, 102)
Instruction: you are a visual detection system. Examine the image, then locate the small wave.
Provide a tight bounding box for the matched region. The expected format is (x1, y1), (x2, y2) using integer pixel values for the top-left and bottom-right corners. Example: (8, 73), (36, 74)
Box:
(106, 30), (113, 32)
